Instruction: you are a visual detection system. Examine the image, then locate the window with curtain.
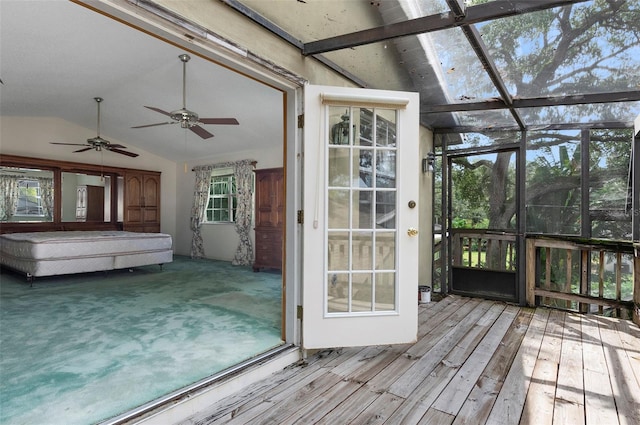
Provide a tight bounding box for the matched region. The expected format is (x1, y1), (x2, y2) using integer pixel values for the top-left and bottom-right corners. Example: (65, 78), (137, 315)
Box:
(15, 179), (44, 217)
(205, 173), (237, 223)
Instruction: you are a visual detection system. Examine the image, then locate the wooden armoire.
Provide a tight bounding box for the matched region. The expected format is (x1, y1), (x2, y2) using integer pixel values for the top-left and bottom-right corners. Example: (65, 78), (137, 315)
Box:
(123, 170), (161, 233)
(253, 167), (284, 272)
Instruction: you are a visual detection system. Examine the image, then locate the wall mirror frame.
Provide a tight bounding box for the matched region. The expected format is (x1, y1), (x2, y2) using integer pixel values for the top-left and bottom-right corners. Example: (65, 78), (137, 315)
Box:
(0, 154), (133, 233)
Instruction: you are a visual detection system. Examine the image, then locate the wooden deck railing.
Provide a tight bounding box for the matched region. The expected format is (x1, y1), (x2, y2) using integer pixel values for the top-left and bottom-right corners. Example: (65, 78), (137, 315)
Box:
(451, 229), (516, 272)
(526, 236), (636, 318)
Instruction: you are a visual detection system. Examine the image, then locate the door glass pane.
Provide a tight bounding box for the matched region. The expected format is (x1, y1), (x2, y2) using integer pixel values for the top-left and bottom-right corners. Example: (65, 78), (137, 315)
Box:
(375, 272), (395, 311)
(376, 191), (396, 229)
(352, 273), (373, 312)
(326, 105), (398, 314)
(328, 231), (349, 270)
(353, 190), (373, 229)
(376, 232), (395, 270)
(352, 232), (373, 270)
(328, 148), (350, 186)
(328, 189), (349, 228)
(327, 272), (349, 313)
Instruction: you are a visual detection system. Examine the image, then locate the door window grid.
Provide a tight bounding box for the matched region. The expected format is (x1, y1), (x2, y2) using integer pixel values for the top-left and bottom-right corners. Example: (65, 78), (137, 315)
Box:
(326, 106), (398, 315)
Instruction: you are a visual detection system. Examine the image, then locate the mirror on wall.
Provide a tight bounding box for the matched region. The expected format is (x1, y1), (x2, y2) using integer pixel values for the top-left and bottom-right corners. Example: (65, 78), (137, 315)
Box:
(0, 166), (55, 223)
(0, 155), (133, 232)
(61, 172), (112, 222)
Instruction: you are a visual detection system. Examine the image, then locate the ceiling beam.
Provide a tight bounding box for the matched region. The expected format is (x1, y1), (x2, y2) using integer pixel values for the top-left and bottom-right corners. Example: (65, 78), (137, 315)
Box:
(303, 0), (589, 56)
(455, 12), (526, 130)
(422, 91), (640, 114)
(434, 121), (634, 134)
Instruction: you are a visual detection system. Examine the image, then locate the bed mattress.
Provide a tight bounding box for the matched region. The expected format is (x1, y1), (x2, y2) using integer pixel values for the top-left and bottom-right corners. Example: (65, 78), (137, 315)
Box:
(0, 231), (173, 278)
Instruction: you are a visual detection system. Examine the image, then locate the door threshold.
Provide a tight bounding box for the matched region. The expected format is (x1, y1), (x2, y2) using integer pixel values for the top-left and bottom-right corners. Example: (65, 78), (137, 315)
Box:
(102, 344), (300, 425)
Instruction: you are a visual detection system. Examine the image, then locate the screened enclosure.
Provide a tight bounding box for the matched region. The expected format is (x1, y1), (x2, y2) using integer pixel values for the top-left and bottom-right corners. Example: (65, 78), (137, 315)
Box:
(231, 0), (639, 311)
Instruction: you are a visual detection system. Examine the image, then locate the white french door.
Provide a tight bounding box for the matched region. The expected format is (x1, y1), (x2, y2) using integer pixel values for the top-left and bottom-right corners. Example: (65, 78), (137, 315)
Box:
(302, 84), (420, 349)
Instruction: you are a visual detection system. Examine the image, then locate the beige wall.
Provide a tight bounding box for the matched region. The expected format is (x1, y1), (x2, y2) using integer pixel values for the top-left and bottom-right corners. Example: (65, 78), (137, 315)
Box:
(176, 148), (283, 259)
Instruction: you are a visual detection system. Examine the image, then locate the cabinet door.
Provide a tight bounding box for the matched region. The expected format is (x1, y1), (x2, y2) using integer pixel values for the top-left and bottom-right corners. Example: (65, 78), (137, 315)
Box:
(124, 172), (161, 232)
(255, 168), (284, 228)
(125, 174), (143, 223)
(142, 174), (160, 224)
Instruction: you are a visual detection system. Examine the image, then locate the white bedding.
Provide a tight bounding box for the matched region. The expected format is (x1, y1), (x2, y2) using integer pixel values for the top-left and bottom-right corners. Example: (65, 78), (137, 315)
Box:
(0, 231), (173, 278)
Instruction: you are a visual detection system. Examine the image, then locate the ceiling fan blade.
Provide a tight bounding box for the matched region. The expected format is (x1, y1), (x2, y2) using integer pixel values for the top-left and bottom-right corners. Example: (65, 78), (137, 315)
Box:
(105, 143), (126, 148)
(144, 106), (172, 117)
(199, 118), (239, 125)
(190, 125), (214, 139)
(50, 142), (90, 146)
(108, 147), (139, 157)
(131, 122), (174, 129)
(74, 147), (94, 153)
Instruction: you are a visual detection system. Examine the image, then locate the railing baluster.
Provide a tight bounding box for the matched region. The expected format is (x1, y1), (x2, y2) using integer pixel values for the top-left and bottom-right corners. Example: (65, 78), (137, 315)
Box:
(599, 250), (604, 315)
(616, 251), (622, 317)
(565, 249), (572, 309)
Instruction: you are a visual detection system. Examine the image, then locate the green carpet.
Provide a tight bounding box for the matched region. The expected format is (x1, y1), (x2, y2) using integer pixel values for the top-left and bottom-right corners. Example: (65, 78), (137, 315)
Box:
(0, 256), (283, 425)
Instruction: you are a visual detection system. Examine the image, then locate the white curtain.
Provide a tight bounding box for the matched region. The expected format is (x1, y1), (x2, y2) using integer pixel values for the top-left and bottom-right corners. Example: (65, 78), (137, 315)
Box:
(190, 165), (215, 259)
(231, 159), (256, 266)
(38, 177), (54, 220)
(191, 160), (256, 261)
(0, 175), (20, 221)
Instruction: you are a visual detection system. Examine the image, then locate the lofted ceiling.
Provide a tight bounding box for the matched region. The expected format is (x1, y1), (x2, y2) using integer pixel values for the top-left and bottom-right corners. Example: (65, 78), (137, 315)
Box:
(0, 0), (283, 162)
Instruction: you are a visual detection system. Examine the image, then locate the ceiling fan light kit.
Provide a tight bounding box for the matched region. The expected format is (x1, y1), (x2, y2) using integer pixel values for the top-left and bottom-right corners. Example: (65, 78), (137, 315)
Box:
(131, 53), (239, 139)
(50, 97), (139, 157)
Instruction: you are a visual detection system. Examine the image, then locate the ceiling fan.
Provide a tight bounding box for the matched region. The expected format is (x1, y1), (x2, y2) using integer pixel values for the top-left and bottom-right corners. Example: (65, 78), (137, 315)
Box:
(131, 54), (239, 139)
(51, 97), (139, 157)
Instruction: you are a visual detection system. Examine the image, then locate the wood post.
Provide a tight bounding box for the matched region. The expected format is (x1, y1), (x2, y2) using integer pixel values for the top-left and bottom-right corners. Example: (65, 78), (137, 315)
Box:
(634, 244), (639, 327)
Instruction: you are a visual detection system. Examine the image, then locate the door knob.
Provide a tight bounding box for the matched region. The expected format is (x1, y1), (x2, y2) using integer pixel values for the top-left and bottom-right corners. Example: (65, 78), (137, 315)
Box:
(407, 227), (418, 237)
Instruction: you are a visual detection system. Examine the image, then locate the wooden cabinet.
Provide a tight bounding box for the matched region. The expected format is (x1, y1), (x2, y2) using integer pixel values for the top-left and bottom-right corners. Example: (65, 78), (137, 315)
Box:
(76, 185), (104, 222)
(253, 167), (284, 272)
(123, 171), (160, 233)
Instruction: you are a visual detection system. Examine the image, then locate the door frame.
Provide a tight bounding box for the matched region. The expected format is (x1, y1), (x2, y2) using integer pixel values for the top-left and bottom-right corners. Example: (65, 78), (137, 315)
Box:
(440, 140), (527, 305)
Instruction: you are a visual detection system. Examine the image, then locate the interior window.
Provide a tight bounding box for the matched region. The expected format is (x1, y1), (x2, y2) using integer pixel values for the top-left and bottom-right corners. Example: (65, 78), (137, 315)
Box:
(16, 179), (44, 217)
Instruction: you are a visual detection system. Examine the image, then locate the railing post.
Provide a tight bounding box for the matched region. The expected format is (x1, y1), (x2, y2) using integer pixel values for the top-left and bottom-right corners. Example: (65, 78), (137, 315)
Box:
(526, 238), (536, 306)
(634, 243), (639, 326)
(580, 249), (589, 313)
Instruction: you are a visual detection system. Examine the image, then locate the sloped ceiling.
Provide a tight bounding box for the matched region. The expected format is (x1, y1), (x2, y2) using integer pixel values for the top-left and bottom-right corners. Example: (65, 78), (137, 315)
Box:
(0, 0), (283, 162)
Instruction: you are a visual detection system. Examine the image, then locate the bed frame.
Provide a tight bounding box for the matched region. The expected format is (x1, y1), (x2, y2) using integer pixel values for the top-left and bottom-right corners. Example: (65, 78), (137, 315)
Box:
(0, 231), (173, 284)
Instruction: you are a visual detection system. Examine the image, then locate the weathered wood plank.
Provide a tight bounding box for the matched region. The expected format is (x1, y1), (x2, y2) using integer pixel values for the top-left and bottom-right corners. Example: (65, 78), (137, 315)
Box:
(553, 312), (585, 425)
(613, 318), (640, 388)
(431, 305), (518, 416)
(313, 384), (385, 425)
(388, 300), (494, 398)
(485, 307), (550, 425)
(184, 350), (343, 424)
(418, 408), (455, 424)
(452, 309), (534, 425)
(349, 391), (404, 425)
(278, 376), (363, 424)
(366, 298), (481, 394)
(177, 298), (637, 425)
(519, 309), (565, 424)
(385, 302), (504, 424)
(595, 315), (640, 425)
(215, 367), (335, 424)
(581, 315), (620, 425)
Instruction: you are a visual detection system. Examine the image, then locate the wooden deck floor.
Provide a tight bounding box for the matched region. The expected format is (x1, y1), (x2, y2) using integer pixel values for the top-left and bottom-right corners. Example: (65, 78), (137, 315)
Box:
(179, 296), (640, 425)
